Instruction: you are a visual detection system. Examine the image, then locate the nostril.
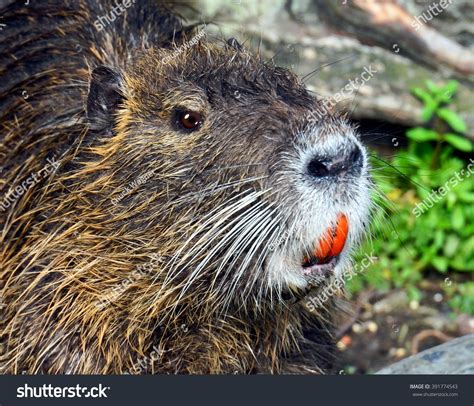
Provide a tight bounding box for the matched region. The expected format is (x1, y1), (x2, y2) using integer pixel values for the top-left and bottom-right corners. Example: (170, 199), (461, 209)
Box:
(307, 157), (330, 178)
(307, 145), (364, 180)
(350, 146), (363, 169)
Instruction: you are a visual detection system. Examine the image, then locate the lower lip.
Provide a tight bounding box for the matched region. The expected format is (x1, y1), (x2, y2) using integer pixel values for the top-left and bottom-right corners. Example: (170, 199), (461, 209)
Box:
(302, 256), (339, 278)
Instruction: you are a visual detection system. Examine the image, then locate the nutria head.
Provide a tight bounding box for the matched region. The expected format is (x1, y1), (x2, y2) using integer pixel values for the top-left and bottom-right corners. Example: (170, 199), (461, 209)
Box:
(85, 36), (372, 309)
(0, 17), (373, 373)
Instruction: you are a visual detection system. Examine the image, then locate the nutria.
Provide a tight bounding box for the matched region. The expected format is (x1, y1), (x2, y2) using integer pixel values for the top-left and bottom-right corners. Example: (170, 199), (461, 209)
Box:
(0, 0), (372, 374)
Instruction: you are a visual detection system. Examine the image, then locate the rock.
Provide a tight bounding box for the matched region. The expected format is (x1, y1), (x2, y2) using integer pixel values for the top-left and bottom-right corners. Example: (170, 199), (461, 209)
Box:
(377, 333), (474, 374)
(194, 0), (474, 140)
(373, 291), (409, 313)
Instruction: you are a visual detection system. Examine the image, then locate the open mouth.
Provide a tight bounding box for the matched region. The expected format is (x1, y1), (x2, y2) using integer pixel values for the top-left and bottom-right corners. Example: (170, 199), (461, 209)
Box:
(300, 213), (349, 279)
(302, 254), (339, 277)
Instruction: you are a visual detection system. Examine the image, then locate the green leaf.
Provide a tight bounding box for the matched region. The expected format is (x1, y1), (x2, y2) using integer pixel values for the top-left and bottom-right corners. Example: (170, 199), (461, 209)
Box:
(458, 192), (474, 203)
(406, 128), (439, 142)
(444, 235), (460, 258)
(425, 80), (440, 95)
(439, 80), (458, 101)
(444, 133), (473, 152)
(407, 286), (423, 302)
(441, 80), (459, 96)
(422, 100), (438, 121)
(432, 256), (448, 273)
(446, 192), (457, 209)
(412, 87), (433, 104)
(452, 206), (465, 230)
(451, 259), (474, 272)
(434, 229), (445, 248)
(437, 108), (468, 133)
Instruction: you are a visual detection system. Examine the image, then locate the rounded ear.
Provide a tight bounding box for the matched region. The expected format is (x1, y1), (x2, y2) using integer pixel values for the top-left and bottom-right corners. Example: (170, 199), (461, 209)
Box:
(86, 66), (124, 133)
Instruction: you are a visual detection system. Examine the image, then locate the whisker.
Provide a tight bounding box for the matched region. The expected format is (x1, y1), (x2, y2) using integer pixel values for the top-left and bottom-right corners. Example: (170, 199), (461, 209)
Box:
(302, 54), (357, 83)
(174, 197), (273, 301)
(370, 154), (429, 192)
(160, 189), (271, 293)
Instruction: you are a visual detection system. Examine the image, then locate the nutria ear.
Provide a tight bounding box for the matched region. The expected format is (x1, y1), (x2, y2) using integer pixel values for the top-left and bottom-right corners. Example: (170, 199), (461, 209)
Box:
(87, 66), (123, 133)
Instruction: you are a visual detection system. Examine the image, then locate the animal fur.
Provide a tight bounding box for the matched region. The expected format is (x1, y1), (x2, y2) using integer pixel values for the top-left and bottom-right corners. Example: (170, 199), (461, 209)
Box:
(0, 0), (370, 374)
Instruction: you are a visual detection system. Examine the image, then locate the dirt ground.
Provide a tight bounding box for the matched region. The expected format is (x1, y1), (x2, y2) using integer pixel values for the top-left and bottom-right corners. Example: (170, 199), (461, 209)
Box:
(332, 276), (474, 374)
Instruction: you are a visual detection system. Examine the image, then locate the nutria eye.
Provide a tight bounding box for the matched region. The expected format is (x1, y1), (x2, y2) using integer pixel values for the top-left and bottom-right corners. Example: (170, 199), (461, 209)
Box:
(176, 110), (203, 131)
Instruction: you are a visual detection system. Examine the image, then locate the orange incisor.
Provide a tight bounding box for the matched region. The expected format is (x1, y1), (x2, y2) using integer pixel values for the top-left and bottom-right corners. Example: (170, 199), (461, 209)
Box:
(315, 213), (349, 260)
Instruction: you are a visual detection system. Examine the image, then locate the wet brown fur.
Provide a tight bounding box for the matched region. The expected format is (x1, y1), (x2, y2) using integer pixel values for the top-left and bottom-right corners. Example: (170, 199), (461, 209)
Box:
(0, 0), (342, 374)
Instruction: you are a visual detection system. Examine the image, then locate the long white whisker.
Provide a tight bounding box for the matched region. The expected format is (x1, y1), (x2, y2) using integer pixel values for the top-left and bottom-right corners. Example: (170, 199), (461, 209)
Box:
(173, 197), (273, 303)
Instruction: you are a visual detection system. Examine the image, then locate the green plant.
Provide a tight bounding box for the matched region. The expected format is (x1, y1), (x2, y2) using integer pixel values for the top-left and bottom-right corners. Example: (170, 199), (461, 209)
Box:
(408, 80), (472, 167)
(347, 80), (473, 313)
(443, 282), (474, 315)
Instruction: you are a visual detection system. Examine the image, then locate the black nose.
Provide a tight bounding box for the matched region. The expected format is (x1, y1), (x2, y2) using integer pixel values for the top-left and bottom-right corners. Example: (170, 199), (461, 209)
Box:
(307, 145), (363, 179)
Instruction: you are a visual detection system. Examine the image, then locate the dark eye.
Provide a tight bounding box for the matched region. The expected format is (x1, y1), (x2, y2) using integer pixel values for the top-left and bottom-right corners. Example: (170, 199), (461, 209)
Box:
(176, 110), (203, 131)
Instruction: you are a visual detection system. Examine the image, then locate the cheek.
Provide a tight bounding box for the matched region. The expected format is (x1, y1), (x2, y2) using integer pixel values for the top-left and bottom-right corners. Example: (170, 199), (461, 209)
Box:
(146, 125), (200, 159)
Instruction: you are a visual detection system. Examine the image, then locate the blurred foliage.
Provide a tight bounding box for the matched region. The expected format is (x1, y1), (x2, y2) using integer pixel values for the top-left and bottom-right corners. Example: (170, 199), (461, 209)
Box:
(444, 282), (474, 315)
(348, 80), (473, 314)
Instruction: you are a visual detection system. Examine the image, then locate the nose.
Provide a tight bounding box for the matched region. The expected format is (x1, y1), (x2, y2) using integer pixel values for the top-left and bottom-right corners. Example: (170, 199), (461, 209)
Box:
(307, 145), (363, 179)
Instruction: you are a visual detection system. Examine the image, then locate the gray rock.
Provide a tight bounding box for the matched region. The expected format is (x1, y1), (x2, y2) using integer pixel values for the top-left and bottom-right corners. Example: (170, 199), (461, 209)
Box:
(376, 334), (474, 374)
(195, 0), (474, 139)
(373, 291), (409, 313)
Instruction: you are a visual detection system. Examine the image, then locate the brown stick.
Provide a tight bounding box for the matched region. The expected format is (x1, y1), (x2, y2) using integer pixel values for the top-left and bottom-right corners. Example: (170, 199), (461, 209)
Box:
(313, 0), (474, 76)
(411, 329), (454, 354)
